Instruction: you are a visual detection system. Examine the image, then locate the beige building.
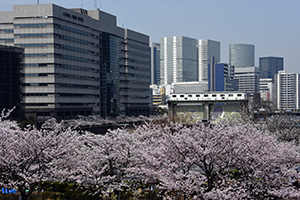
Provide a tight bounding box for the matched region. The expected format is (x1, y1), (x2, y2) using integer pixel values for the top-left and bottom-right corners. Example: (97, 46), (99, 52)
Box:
(0, 4), (150, 120)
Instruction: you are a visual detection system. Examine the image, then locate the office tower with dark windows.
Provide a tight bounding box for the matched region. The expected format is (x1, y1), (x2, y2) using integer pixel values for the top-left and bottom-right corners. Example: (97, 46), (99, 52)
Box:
(259, 56), (283, 79)
(229, 44), (255, 68)
(0, 4), (150, 120)
(160, 36), (197, 85)
(150, 42), (160, 85)
(0, 45), (23, 118)
(198, 39), (220, 81)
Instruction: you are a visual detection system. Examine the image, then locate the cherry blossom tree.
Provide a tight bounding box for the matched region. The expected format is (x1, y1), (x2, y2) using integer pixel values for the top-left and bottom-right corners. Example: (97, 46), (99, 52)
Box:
(72, 127), (144, 199)
(0, 112), (85, 200)
(134, 122), (300, 199)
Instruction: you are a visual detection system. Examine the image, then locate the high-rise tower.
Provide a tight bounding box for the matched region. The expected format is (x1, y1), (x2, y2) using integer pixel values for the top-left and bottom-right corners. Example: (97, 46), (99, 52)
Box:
(198, 39), (220, 81)
(160, 36), (197, 85)
(229, 44), (255, 68)
(259, 56), (283, 79)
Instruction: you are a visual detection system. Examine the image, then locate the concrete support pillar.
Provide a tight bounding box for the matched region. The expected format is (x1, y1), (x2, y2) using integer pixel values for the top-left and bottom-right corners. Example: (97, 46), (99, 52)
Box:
(204, 103), (210, 121)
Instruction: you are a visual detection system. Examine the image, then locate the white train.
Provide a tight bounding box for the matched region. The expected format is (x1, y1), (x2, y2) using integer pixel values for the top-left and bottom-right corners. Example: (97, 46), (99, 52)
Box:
(169, 92), (247, 101)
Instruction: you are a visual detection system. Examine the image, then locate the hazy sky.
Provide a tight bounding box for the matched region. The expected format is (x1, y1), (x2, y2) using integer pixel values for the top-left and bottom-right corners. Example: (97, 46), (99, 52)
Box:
(2, 0), (300, 72)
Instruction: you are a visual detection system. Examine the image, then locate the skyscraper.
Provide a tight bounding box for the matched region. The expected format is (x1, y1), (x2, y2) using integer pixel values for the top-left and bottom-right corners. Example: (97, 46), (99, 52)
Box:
(0, 4), (150, 120)
(160, 36), (197, 85)
(273, 70), (300, 110)
(150, 42), (160, 85)
(229, 44), (255, 68)
(198, 39), (220, 81)
(259, 56), (283, 78)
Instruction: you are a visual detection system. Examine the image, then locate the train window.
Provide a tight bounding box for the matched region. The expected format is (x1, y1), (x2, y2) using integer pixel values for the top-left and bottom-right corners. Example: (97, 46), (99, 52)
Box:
(172, 95), (176, 97)
(196, 95), (200, 97)
(204, 94), (208, 97)
(212, 94), (217, 97)
(188, 95), (192, 97)
(237, 94), (242, 97)
(229, 94), (233, 97)
(180, 95), (184, 97)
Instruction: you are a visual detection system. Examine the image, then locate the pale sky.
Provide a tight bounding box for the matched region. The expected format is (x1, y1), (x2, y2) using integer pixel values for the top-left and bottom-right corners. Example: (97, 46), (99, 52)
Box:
(2, 0), (300, 72)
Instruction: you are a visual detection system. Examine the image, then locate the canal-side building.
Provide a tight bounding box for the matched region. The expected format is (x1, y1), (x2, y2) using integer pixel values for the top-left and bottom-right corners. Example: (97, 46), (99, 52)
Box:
(0, 4), (150, 121)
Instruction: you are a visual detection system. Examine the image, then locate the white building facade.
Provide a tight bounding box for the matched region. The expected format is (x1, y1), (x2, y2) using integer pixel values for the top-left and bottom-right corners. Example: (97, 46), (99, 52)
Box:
(234, 67), (260, 94)
(198, 39), (220, 81)
(272, 70), (300, 110)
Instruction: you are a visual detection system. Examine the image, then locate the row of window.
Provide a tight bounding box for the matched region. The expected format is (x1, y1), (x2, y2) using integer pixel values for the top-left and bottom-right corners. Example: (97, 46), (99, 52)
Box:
(0, 39), (14, 43)
(24, 82), (99, 90)
(15, 23), (51, 28)
(58, 44), (98, 55)
(58, 64), (99, 73)
(15, 23), (96, 39)
(24, 93), (99, 98)
(15, 33), (98, 47)
(17, 42), (98, 56)
(24, 83), (50, 86)
(24, 73), (50, 77)
(0, 29), (13, 33)
(17, 43), (51, 47)
(24, 53), (99, 64)
(171, 93), (246, 99)
(126, 43), (149, 52)
(56, 83), (99, 90)
(15, 33), (51, 38)
(56, 73), (99, 81)
(56, 33), (98, 46)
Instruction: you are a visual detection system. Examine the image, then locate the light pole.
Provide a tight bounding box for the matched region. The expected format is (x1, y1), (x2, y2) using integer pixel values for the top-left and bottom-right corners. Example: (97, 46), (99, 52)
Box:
(146, 177), (158, 200)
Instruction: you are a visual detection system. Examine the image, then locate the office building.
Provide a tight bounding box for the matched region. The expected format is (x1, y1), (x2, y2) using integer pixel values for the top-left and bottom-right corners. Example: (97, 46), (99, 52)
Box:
(273, 70), (300, 110)
(160, 36), (197, 85)
(0, 4), (150, 120)
(208, 61), (237, 92)
(234, 67), (260, 94)
(229, 44), (255, 68)
(198, 39), (220, 81)
(150, 42), (160, 85)
(260, 78), (272, 101)
(259, 56), (283, 79)
(171, 81), (209, 94)
(0, 45), (23, 117)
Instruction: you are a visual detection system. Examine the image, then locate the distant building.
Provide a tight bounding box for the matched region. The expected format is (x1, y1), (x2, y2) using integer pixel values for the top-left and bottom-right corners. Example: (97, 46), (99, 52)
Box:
(259, 56), (283, 79)
(234, 67), (260, 94)
(150, 85), (166, 107)
(0, 45), (23, 117)
(168, 91), (248, 124)
(171, 81), (208, 94)
(0, 4), (150, 120)
(273, 70), (300, 110)
(150, 42), (160, 85)
(260, 78), (272, 101)
(229, 44), (255, 68)
(160, 36), (197, 85)
(208, 59), (237, 92)
(198, 39), (220, 81)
